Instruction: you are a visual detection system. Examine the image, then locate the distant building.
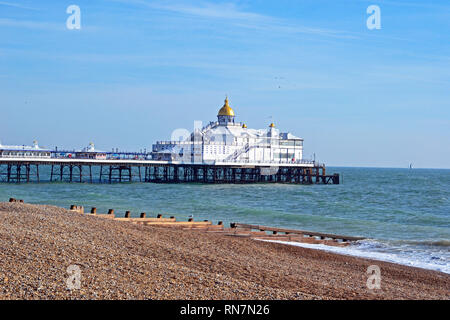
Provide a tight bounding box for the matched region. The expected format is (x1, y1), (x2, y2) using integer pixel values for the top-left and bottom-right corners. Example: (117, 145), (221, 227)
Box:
(74, 143), (107, 160)
(151, 98), (304, 164)
(0, 140), (52, 158)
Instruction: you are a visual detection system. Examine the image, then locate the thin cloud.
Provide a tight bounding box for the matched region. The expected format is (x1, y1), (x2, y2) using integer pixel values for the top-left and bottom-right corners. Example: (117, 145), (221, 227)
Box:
(149, 1), (267, 21)
(0, 18), (63, 30)
(0, 18), (101, 31)
(232, 21), (359, 40)
(108, 0), (358, 39)
(361, 0), (450, 10)
(0, 1), (38, 11)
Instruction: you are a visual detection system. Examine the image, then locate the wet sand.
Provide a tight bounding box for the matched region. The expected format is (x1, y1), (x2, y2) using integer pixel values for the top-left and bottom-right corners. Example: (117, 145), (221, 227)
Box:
(0, 202), (448, 300)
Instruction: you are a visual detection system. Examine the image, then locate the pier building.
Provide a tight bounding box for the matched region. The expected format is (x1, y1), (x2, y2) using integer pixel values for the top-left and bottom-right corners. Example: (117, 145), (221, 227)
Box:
(74, 143), (107, 160)
(0, 141), (51, 159)
(152, 98), (305, 164)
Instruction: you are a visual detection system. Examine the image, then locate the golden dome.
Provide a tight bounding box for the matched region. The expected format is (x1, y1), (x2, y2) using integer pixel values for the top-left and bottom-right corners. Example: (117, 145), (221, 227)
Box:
(269, 123), (275, 128)
(218, 97), (235, 116)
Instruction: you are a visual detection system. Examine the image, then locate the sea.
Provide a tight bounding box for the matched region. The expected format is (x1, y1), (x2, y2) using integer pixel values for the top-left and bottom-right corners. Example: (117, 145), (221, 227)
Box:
(1, 167), (449, 274)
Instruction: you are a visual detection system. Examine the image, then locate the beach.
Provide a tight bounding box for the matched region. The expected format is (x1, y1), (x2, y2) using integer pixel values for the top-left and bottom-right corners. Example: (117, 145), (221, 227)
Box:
(0, 202), (448, 300)
(2, 168), (448, 273)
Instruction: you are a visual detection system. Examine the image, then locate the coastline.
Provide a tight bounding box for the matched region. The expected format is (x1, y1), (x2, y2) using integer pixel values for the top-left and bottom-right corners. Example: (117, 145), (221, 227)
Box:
(0, 202), (448, 300)
(258, 239), (450, 275)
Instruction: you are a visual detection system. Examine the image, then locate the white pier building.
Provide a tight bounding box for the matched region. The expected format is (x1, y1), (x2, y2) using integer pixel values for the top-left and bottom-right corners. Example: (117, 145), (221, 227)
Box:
(0, 140), (51, 159)
(152, 98), (307, 165)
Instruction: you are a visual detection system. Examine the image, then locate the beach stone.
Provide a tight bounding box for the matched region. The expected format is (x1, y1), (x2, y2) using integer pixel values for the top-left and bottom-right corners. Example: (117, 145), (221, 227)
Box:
(0, 201), (448, 300)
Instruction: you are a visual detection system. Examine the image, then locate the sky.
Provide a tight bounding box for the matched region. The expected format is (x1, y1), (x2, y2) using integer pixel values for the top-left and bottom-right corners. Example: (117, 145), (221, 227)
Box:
(0, 0), (449, 168)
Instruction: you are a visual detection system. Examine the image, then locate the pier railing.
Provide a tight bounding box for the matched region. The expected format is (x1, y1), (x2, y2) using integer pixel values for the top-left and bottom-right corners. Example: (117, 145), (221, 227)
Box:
(219, 159), (318, 165)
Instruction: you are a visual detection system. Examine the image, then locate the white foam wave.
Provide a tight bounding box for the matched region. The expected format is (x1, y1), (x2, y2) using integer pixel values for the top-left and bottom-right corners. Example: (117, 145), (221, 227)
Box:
(258, 239), (450, 274)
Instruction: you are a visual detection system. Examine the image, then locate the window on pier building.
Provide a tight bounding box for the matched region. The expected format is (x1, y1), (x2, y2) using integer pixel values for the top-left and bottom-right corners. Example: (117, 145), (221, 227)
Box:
(280, 140), (295, 147)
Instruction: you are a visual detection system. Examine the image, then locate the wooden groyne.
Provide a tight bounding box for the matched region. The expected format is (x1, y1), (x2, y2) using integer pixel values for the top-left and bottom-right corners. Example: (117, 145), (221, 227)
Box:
(231, 223), (365, 242)
(68, 205), (364, 247)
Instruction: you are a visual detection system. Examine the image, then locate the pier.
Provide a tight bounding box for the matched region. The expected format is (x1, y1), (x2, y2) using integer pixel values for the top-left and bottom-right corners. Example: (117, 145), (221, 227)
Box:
(0, 98), (341, 185)
(0, 158), (339, 184)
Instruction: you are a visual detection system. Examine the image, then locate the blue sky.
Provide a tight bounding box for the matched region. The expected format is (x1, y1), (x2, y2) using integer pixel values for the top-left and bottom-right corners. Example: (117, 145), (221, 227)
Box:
(0, 0), (449, 168)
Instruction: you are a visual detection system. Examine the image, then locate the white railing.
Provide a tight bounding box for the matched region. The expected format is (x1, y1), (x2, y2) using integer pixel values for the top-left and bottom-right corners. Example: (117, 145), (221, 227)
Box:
(225, 143), (250, 161)
(219, 159), (317, 165)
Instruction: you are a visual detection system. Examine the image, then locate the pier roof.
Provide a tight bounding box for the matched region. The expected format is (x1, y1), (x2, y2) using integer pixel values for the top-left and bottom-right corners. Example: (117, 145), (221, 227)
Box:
(217, 97), (235, 116)
(0, 140), (50, 151)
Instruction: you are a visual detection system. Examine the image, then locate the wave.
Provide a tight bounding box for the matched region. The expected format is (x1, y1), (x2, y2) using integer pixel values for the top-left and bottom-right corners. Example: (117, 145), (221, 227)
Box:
(389, 239), (450, 247)
(258, 239), (450, 275)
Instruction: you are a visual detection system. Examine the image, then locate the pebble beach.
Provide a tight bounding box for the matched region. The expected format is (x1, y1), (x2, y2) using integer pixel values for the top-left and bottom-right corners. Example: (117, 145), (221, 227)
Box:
(0, 202), (448, 300)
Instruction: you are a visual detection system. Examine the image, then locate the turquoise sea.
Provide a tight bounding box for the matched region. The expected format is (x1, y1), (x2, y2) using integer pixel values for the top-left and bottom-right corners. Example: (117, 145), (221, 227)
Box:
(1, 167), (449, 273)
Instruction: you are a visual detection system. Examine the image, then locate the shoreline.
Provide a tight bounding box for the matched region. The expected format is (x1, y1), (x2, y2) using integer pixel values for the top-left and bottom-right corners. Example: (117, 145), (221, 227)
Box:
(258, 239), (450, 275)
(0, 202), (448, 299)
